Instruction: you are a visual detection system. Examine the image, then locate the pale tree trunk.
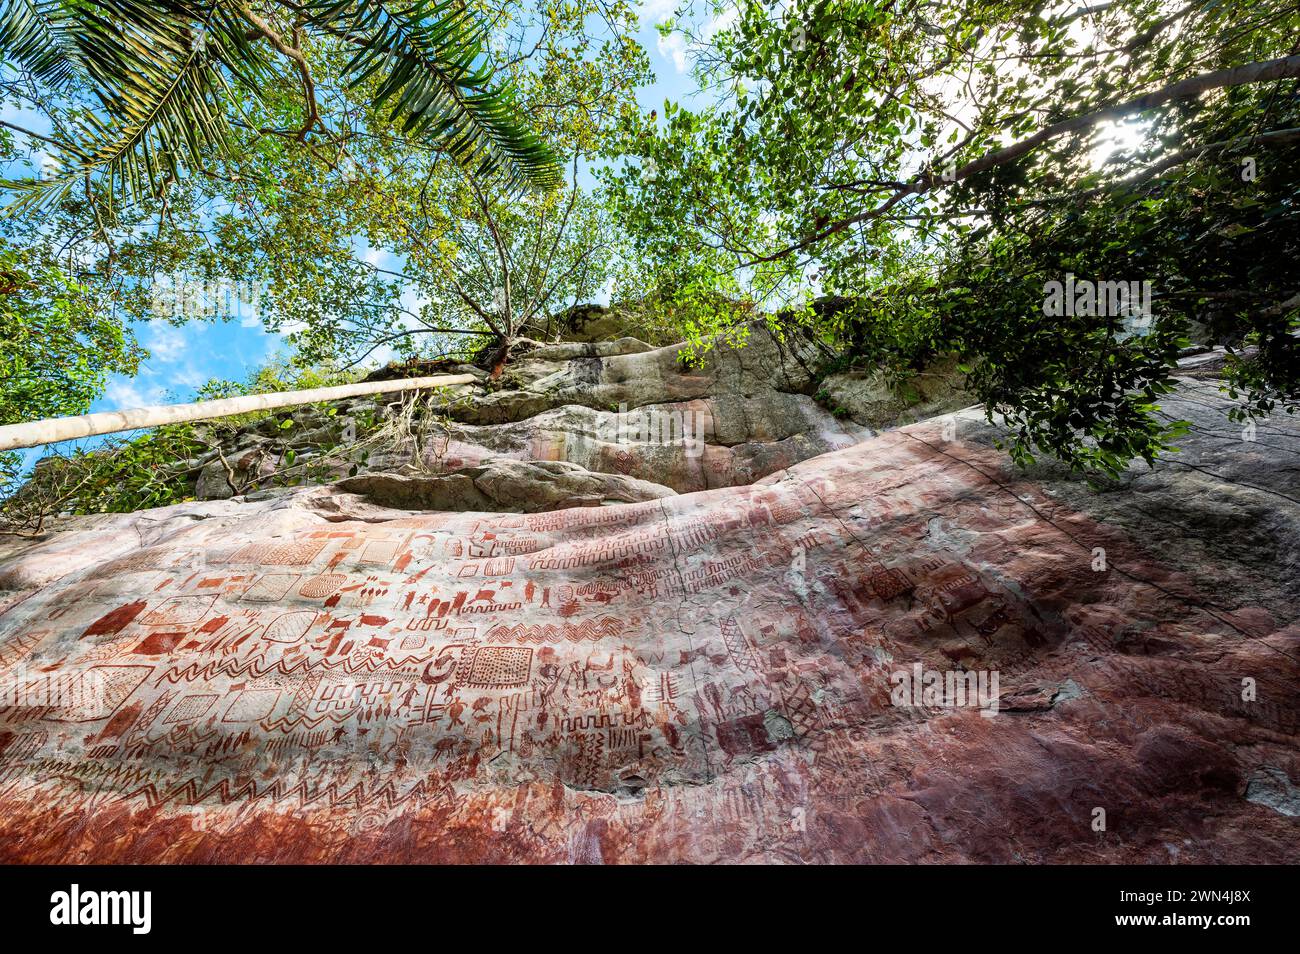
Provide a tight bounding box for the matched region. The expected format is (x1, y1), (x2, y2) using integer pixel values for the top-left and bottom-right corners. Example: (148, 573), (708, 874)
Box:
(0, 373), (477, 452)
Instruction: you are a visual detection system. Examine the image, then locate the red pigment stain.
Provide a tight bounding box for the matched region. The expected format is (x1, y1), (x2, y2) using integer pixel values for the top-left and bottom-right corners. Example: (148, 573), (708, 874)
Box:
(82, 600), (147, 637)
(133, 631), (187, 655)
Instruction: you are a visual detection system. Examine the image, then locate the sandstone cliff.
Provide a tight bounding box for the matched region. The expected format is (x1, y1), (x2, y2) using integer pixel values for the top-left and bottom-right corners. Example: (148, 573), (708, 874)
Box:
(0, 333), (1295, 863)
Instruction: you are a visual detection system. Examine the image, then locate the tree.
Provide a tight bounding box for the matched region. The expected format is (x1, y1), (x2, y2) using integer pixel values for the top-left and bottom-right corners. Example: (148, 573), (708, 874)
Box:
(608, 0), (1300, 474)
(0, 234), (144, 489)
(0, 0), (564, 453)
(202, 0), (649, 371)
(1, 1), (648, 376)
(353, 154), (620, 376)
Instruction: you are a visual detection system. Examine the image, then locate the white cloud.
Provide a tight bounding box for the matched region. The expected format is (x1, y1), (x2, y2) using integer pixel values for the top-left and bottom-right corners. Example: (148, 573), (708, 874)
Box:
(144, 321), (188, 363)
(641, 0), (677, 23)
(354, 238), (400, 275)
(102, 378), (166, 411)
(596, 273), (615, 307)
(0, 102), (51, 133)
(398, 286), (429, 321)
(363, 344), (397, 369)
(657, 32), (688, 73)
(654, 3), (738, 74)
(169, 363), (210, 391)
(701, 4), (739, 41)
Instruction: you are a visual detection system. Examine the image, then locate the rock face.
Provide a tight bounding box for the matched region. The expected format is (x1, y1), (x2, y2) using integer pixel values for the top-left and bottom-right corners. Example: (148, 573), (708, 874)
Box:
(0, 365), (1296, 863)
(183, 326), (874, 502)
(819, 354), (973, 429)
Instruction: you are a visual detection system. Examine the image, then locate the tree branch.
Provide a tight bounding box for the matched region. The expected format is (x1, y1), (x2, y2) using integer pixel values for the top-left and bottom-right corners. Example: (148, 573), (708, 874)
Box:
(745, 53), (1300, 265)
(236, 3), (321, 141)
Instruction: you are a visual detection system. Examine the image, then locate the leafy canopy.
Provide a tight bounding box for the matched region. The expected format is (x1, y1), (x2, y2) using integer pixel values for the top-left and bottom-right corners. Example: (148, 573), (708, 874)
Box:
(609, 0), (1300, 475)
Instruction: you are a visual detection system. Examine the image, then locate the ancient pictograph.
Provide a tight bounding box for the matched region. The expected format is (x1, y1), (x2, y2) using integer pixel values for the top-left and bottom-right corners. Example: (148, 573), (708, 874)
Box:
(0, 423), (1295, 864)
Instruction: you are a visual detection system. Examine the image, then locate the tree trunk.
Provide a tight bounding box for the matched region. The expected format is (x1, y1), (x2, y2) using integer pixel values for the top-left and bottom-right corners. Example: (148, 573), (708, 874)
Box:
(0, 373), (477, 452)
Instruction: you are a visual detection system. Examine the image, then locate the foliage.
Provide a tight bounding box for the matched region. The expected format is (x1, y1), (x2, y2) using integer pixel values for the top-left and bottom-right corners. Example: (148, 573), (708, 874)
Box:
(0, 236), (145, 489)
(2, 424), (208, 530)
(1, 1), (649, 375)
(0, 240), (143, 421)
(196, 351), (355, 399)
(6, 0), (1299, 489)
(0, 0), (560, 216)
(0, 356), (384, 529)
(610, 0), (1300, 475)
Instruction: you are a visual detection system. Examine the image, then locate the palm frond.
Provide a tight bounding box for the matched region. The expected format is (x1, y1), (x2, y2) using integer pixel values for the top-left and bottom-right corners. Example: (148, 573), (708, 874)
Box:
(0, 0), (84, 87)
(305, 0), (562, 191)
(1, 0), (558, 217)
(2, 1), (268, 215)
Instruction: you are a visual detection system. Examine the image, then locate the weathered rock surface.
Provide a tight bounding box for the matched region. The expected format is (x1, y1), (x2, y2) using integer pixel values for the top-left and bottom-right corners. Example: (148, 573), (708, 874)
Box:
(427, 396), (864, 494)
(336, 460), (676, 513)
(174, 325), (872, 501)
(0, 376), (1295, 863)
(520, 303), (675, 345)
(819, 354), (973, 429)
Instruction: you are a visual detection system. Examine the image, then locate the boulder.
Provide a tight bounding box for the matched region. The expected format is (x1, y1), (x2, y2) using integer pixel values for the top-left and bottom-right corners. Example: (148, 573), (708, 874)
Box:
(818, 354), (974, 428)
(335, 459), (676, 513)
